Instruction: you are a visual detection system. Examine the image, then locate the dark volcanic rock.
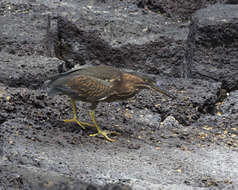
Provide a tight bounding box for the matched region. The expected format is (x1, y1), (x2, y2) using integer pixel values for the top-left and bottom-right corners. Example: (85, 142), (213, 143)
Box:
(218, 90), (238, 115)
(0, 53), (61, 89)
(0, 1), (50, 56)
(51, 12), (187, 76)
(125, 78), (221, 126)
(137, 0), (217, 21)
(137, 0), (238, 21)
(0, 165), (132, 190)
(0, 0), (238, 190)
(184, 4), (238, 91)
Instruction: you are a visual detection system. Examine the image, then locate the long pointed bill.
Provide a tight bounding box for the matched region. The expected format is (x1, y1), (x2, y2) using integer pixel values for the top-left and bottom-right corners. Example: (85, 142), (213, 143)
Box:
(150, 85), (175, 99)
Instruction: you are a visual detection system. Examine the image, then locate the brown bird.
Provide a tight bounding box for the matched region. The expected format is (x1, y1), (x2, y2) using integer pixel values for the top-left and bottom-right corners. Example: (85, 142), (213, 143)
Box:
(47, 65), (174, 142)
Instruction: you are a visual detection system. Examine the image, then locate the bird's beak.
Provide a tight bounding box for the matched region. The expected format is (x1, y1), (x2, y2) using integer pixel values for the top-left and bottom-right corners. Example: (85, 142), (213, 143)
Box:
(149, 84), (175, 99)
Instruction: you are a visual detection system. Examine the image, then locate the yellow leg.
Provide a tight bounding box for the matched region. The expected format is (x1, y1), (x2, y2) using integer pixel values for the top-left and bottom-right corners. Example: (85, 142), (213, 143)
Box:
(64, 99), (94, 129)
(89, 110), (119, 142)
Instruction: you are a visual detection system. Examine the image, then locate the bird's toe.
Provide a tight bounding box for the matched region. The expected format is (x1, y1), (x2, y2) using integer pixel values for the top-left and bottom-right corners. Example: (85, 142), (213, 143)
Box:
(90, 130), (120, 142)
(63, 118), (94, 130)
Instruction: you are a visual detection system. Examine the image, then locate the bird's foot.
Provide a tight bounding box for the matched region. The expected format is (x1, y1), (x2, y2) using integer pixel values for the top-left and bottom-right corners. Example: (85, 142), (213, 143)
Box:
(63, 118), (94, 130)
(90, 130), (120, 142)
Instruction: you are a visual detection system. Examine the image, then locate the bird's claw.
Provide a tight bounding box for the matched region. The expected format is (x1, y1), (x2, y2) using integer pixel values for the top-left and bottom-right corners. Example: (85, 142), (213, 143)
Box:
(64, 118), (94, 130)
(90, 130), (120, 142)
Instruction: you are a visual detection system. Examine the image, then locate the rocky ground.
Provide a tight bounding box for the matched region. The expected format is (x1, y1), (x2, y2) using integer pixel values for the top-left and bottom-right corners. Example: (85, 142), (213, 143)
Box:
(0, 0), (238, 189)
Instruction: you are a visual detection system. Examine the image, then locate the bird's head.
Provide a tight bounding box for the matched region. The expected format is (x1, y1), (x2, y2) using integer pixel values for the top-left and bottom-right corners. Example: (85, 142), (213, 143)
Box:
(126, 72), (175, 99)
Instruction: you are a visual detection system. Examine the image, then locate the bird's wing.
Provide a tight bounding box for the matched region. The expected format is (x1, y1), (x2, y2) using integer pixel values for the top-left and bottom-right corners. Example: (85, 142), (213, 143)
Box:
(48, 65), (121, 83)
(47, 65), (123, 99)
(65, 74), (116, 101)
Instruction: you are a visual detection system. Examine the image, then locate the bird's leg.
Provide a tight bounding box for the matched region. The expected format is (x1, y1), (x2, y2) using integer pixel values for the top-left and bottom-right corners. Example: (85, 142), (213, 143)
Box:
(89, 110), (119, 142)
(63, 99), (94, 129)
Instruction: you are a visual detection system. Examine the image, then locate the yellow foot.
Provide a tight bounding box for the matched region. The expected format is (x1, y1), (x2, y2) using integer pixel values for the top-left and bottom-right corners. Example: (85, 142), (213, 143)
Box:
(64, 118), (94, 130)
(90, 130), (120, 142)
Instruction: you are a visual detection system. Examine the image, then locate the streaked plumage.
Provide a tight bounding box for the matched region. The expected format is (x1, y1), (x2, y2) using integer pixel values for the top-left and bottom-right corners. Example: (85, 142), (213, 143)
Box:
(47, 65), (174, 141)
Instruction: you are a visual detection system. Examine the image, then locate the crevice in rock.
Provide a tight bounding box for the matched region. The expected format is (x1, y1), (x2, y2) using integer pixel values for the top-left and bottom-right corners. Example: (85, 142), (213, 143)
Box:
(0, 118), (7, 125)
